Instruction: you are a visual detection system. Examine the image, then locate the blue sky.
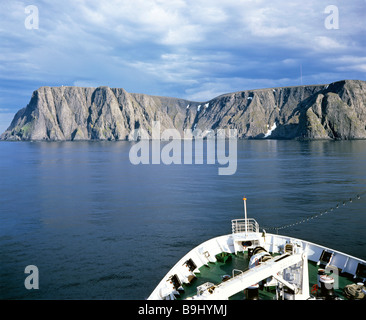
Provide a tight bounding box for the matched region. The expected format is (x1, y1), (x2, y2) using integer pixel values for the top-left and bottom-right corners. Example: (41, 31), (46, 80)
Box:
(0, 0), (366, 133)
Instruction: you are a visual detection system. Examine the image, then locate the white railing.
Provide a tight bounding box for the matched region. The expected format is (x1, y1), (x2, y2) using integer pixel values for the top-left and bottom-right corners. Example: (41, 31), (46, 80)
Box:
(231, 218), (259, 234)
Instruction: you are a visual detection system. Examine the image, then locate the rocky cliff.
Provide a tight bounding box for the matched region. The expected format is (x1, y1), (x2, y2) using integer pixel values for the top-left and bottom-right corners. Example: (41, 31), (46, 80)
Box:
(1, 80), (366, 141)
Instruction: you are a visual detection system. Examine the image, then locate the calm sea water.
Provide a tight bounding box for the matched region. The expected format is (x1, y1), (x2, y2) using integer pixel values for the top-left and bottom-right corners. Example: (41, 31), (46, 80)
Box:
(1, 140), (366, 300)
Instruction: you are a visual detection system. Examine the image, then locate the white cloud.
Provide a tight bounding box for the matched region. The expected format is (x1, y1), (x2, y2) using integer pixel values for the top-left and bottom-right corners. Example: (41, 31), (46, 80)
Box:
(244, 7), (300, 38)
(340, 64), (366, 73)
(327, 56), (366, 65)
(313, 36), (345, 51)
(325, 56), (366, 73)
(161, 25), (203, 45)
(73, 80), (99, 87)
(184, 77), (297, 102)
(0, 0), (365, 112)
(282, 59), (299, 66)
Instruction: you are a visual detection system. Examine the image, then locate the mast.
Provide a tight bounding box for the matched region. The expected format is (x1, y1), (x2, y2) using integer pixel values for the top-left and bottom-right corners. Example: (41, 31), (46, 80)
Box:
(243, 197), (248, 235)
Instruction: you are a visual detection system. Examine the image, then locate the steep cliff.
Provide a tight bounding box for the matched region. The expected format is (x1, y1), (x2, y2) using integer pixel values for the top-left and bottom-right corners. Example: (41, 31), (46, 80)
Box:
(1, 80), (366, 141)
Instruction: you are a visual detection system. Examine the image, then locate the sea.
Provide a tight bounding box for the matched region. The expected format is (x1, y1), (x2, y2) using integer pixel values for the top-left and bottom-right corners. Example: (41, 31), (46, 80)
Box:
(0, 140), (366, 300)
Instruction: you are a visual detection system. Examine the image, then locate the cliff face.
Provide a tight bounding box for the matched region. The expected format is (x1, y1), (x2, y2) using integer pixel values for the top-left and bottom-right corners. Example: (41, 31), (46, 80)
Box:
(1, 80), (366, 141)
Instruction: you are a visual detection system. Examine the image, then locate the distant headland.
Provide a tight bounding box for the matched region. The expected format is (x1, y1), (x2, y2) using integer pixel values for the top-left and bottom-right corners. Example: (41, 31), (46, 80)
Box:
(1, 80), (366, 141)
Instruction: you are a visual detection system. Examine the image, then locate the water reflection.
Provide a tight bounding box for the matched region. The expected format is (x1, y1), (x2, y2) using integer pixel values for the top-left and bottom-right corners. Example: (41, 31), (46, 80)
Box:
(0, 140), (366, 299)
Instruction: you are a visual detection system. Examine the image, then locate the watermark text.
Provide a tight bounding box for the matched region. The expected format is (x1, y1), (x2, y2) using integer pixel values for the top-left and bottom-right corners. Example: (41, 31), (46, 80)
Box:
(128, 121), (237, 175)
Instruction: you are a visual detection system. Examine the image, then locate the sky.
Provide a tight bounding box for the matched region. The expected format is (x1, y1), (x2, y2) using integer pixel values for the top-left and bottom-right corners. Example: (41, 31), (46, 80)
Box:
(0, 0), (365, 133)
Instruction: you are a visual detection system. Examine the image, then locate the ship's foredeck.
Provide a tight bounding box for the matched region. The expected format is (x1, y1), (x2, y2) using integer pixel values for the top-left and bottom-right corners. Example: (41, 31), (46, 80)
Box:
(176, 251), (357, 300)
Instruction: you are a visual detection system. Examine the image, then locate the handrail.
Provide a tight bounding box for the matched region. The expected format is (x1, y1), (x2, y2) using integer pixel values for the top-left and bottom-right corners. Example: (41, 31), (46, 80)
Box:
(231, 218), (259, 234)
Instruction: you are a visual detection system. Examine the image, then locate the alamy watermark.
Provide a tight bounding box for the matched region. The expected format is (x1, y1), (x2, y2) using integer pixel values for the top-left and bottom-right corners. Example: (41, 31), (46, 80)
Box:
(324, 5), (339, 30)
(128, 121), (238, 175)
(24, 265), (39, 290)
(23, 4), (339, 31)
(24, 5), (39, 30)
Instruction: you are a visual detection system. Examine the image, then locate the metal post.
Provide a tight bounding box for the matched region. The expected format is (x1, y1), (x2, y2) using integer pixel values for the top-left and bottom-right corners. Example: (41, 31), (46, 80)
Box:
(243, 197), (248, 235)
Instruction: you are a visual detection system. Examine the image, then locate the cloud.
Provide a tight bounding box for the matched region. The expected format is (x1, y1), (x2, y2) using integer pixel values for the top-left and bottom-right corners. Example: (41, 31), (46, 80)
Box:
(325, 56), (366, 73)
(184, 76), (298, 102)
(244, 7), (300, 38)
(0, 0), (365, 117)
(73, 80), (100, 88)
(313, 36), (345, 51)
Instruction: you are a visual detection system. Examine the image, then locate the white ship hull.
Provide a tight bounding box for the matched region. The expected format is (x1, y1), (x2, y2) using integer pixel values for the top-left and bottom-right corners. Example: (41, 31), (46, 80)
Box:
(148, 222), (366, 300)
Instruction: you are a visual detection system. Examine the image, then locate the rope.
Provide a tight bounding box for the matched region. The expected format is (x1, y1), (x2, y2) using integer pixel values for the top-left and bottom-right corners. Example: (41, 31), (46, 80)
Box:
(262, 191), (366, 234)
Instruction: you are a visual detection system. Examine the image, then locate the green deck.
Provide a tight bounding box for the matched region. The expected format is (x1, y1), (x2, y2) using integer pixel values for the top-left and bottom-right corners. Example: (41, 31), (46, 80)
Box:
(176, 252), (356, 300)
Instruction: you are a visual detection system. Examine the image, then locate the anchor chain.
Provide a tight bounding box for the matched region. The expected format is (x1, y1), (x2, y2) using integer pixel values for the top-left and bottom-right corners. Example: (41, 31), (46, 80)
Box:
(262, 191), (366, 233)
